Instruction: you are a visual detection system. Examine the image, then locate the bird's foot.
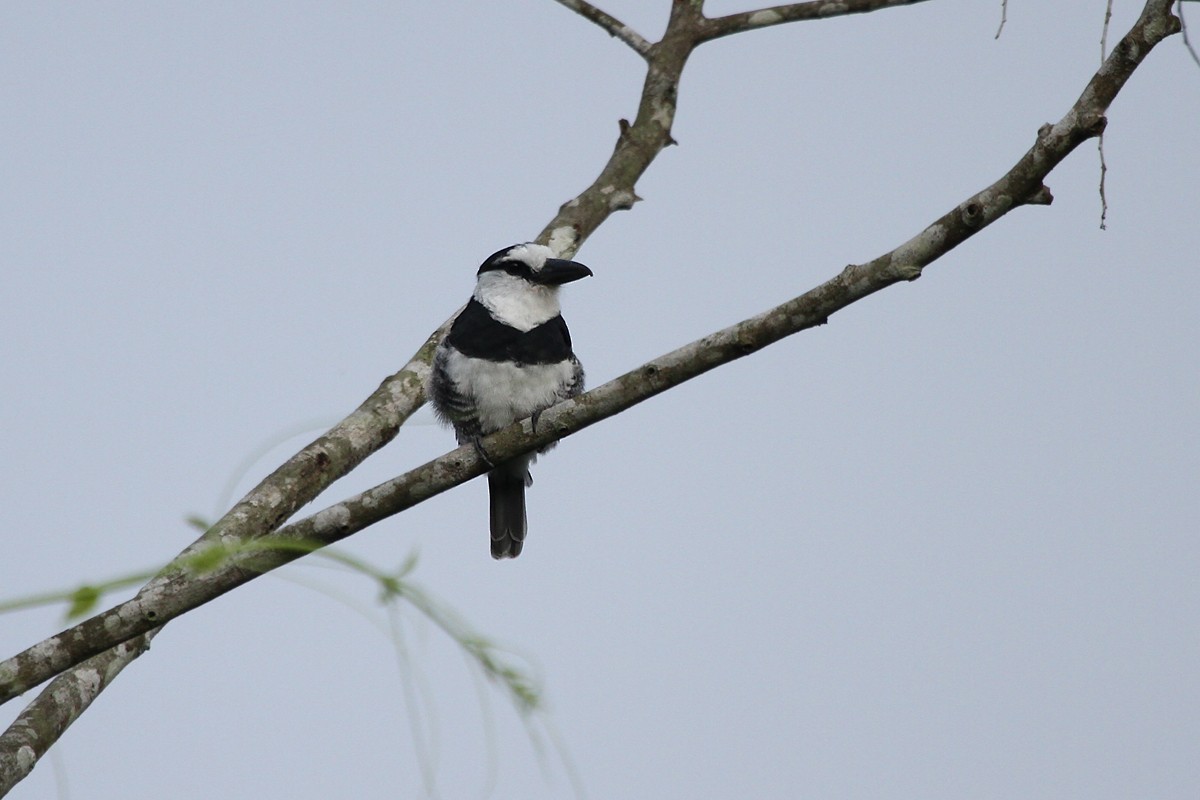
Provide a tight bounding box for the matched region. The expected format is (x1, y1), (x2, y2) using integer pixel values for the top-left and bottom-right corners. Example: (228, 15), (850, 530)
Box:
(530, 409), (542, 434)
(469, 436), (495, 469)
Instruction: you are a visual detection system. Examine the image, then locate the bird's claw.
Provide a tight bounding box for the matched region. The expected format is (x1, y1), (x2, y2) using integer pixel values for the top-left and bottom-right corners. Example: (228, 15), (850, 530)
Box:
(530, 409), (542, 434)
(470, 436), (495, 469)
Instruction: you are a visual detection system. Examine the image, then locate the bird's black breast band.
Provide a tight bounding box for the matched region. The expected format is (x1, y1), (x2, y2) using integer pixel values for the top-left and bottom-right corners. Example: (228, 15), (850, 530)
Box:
(447, 298), (575, 365)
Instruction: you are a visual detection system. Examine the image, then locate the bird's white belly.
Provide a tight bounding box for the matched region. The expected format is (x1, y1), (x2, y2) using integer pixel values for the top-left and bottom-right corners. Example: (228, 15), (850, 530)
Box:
(447, 350), (576, 433)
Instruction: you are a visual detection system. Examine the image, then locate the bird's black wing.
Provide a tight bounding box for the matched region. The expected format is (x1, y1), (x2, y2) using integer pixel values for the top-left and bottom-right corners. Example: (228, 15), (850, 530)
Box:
(429, 345), (480, 444)
(563, 355), (585, 399)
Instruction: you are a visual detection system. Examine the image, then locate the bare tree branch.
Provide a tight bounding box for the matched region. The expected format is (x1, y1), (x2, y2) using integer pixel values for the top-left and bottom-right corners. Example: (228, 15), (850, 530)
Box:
(0, 323), (446, 796)
(696, 0), (934, 43)
(0, 0), (1183, 792)
(535, 0), (705, 255)
(551, 0), (653, 57)
(0, 634), (154, 793)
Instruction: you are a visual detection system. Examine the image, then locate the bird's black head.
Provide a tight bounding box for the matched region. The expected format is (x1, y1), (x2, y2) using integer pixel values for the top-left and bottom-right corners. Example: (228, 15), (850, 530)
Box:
(477, 243), (593, 286)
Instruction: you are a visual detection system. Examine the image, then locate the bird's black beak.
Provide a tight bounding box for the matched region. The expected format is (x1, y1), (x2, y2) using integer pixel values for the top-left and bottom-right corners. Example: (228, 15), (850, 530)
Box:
(533, 258), (593, 286)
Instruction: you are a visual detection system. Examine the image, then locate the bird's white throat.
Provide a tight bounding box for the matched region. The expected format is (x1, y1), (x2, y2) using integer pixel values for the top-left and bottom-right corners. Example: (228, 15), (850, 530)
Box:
(474, 271), (561, 331)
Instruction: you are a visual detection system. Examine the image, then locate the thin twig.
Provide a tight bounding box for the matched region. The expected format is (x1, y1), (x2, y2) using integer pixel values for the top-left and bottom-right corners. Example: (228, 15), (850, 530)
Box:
(1098, 137), (1109, 229)
(1102, 0), (1115, 58)
(1181, 0), (1200, 67)
(551, 0), (653, 57)
(995, 0), (1008, 39)
(1099, 0), (1114, 229)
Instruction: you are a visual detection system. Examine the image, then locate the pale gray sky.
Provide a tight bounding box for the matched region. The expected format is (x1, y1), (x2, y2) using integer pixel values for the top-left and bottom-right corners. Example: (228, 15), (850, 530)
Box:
(2, 2), (1198, 798)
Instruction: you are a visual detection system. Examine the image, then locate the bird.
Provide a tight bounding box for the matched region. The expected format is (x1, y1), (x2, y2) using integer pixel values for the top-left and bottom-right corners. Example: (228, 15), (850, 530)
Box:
(429, 243), (592, 559)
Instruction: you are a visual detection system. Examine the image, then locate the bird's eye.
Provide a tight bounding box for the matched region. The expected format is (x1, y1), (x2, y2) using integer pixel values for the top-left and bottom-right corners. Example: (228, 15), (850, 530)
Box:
(502, 261), (535, 278)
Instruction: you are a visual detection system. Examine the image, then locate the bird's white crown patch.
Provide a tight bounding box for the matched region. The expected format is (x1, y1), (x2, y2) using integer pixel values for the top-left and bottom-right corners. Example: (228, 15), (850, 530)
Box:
(502, 243), (554, 272)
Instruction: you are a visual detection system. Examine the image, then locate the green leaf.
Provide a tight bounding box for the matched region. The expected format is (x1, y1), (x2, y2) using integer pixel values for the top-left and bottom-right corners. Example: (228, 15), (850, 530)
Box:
(184, 514), (214, 532)
(186, 545), (230, 574)
(65, 585), (101, 620)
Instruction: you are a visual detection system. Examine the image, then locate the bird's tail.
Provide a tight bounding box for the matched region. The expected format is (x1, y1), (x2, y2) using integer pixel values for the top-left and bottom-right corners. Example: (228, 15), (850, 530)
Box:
(488, 459), (530, 559)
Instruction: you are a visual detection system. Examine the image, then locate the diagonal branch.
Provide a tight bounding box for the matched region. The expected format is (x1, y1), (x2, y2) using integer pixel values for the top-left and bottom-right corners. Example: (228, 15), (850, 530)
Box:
(551, 0), (654, 57)
(0, 633), (156, 793)
(0, 0), (1182, 793)
(535, 0), (704, 256)
(697, 0), (935, 43)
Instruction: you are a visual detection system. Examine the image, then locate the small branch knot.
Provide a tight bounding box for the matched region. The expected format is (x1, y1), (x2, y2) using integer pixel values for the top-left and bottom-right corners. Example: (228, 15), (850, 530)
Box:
(961, 201), (984, 227)
(1081, 113), (1108, 139)
(616, 118), (632, 145)
(1023, 184), (1054, 206)
(734, 333), (757, 356)
(606, 189), (641, 211)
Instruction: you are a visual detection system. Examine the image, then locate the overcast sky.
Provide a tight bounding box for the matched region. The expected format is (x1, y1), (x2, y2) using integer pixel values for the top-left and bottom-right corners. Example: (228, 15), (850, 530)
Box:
(2, 2), (1198, 798)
